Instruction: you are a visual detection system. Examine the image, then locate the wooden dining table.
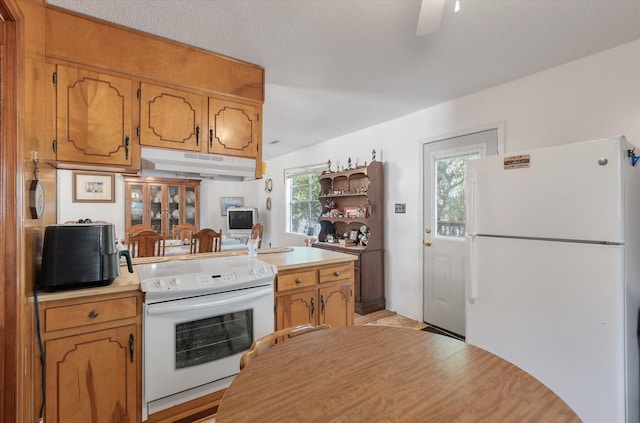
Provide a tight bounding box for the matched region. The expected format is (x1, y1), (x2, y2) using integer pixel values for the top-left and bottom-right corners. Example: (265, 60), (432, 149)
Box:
(216, 325), (580, 422)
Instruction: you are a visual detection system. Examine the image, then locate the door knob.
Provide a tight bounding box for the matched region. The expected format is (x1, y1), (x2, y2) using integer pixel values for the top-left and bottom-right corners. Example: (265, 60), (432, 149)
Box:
(424, 240), (432, 247)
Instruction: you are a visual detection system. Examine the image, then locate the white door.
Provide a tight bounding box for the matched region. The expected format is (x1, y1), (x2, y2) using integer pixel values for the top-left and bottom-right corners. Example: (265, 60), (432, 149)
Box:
(422, 129), (498, 336)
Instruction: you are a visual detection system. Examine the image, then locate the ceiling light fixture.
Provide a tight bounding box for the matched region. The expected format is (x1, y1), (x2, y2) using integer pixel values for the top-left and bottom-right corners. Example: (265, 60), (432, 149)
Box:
(416, 0), (445, 36)
(454, 0), (460, 13)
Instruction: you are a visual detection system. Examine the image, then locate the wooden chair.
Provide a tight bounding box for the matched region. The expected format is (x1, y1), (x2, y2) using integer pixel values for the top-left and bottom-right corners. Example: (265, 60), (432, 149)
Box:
(239, 324), (331, 370)
(250, 223), (263, 248)
(190, 228), (222, 254)
(128, 230), (166, 258)
(172, 223), (197, 244)
(125, 224), (155, 242)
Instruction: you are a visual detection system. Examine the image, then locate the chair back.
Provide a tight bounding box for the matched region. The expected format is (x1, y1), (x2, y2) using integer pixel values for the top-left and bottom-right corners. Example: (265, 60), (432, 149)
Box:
(251, 223), (263, 248)
(128, 230), (166, 258)
(126, 224), (155, 241)
(190, 228), (222, 254)
(239, 324), (331, 370)
(172, 223), (197, 244)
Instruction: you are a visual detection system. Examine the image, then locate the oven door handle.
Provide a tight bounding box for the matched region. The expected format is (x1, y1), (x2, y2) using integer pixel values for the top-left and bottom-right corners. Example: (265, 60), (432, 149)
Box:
(146, 287), (273, 315)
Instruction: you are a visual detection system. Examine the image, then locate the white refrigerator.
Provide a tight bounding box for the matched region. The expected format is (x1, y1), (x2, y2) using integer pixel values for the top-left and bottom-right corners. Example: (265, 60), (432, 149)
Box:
(465, 136), (640, 423)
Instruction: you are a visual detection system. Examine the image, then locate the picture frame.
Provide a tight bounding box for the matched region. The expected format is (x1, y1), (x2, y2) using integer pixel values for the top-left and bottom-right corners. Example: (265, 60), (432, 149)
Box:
(72, 171), (115, 203)
(343, 206), (359, 217)
(220, 196), (244, 216)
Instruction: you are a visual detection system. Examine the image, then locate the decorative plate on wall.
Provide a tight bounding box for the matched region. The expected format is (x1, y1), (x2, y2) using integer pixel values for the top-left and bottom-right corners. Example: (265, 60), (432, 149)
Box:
(29, 179), (45, 219)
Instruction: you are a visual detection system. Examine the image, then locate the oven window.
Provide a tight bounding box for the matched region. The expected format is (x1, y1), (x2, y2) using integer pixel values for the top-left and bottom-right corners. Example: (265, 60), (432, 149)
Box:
(175, 309), (253, 369)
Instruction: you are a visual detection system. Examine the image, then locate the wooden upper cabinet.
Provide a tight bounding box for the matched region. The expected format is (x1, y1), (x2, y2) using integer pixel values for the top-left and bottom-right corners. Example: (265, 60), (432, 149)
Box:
(208, 98), (259, 159)
(139, 83), (203, 151)
(54, 65), (134, 166)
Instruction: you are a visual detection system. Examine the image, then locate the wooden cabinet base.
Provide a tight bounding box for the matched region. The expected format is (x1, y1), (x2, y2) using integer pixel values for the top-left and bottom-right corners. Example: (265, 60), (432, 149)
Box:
(313, 244), (385, 315)
(275, 261), (355, 330)
(145, 389), (225, 423)
(357, 297), (386, 315)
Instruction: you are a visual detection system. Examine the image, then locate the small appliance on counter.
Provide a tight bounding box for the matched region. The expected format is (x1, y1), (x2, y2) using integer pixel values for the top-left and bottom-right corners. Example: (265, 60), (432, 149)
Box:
(39, 223), (133, 292)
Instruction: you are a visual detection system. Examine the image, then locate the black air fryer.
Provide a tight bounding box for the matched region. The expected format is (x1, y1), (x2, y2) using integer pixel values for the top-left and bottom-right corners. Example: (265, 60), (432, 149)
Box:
(39, 223), (133, 292)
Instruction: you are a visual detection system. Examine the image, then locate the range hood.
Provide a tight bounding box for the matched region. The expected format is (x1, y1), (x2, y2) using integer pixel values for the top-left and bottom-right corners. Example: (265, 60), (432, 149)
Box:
(140, 147), (256, 181)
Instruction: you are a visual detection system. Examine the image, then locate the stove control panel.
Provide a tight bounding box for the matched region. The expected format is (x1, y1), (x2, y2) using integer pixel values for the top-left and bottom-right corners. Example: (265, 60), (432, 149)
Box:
(139, 256), (277, 299)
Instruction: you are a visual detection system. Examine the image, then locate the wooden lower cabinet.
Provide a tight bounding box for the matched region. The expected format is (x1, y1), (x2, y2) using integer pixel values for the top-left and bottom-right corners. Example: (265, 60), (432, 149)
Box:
(37, 291), (142, 423)
(312, 244), (385, 315)
(275, 262), (354, 330)
(46, 325), (137, 423)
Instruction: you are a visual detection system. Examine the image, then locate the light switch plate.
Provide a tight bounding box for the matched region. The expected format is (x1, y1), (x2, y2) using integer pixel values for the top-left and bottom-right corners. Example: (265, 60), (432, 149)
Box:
(395, 203), (406, 213)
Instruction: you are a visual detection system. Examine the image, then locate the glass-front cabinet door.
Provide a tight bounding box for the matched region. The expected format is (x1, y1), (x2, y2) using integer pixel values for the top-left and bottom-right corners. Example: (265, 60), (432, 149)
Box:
(128, 182), (145, 227)
(167, 183), (181, 235)
(149, 183), (165, 234)
(124, 177), (200, 239)
(184, 185), (198, 227)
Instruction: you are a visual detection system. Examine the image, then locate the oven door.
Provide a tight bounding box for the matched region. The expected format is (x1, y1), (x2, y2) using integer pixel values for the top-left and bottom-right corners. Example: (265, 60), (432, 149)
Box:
(143, 285), (273, 404)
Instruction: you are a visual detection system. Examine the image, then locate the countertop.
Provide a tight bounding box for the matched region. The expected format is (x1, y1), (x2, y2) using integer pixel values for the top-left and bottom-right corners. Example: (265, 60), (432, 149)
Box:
(34, 264), (142, 303)
(312, 241), (366, 252)
(34, 247), (357, 302)
(256, 246), (357, 271)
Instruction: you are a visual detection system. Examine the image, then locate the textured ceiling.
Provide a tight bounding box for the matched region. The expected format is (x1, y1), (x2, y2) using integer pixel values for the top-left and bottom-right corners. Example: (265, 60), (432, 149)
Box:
(47, 0), (640, 160)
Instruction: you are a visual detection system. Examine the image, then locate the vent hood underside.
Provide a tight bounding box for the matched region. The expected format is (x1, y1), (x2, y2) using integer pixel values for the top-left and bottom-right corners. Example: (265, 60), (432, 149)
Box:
(140, 147), (256, 181)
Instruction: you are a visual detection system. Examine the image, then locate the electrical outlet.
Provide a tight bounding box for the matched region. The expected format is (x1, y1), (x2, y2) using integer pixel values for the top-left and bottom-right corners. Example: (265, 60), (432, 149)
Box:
(394, 203), (406, 213)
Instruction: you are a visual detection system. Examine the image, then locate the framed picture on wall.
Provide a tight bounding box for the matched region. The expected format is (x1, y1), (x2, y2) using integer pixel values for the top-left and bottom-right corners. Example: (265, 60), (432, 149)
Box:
(220, 196), (244, 216)
(72, 171), (115, 203)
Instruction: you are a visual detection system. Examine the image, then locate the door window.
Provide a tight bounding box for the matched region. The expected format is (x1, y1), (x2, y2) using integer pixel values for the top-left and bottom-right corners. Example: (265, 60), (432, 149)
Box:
(432, 148), (481, 239)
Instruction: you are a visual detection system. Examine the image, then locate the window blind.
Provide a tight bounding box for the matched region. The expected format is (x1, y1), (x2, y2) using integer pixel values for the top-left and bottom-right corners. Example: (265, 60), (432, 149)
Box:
(283, 163), (326, 180)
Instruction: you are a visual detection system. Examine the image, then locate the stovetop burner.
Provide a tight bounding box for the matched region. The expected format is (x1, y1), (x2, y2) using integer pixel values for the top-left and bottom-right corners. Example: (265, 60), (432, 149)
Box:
(138, 255), (276, 302)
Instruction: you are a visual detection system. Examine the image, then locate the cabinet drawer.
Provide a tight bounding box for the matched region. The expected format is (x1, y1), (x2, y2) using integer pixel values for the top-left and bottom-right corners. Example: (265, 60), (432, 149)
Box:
(319, 264), (353, 284)
(277, 270), (317, 292)
(45, 296), (137, 332)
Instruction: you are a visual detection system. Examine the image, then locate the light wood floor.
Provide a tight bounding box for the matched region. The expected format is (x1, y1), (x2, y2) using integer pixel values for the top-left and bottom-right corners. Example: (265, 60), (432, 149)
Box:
(355, 309), (428, 329)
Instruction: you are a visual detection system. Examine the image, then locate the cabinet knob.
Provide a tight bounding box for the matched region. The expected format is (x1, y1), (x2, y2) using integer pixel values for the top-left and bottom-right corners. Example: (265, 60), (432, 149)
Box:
(424, 240), (432, 247)
(88, 310), (99, 319)
(334, 271), (340, 277)
(295, 278), (302, 284)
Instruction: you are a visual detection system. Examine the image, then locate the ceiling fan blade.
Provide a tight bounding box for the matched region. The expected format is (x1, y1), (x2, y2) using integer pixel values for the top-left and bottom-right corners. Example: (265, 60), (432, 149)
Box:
(416, 0), (445, 36)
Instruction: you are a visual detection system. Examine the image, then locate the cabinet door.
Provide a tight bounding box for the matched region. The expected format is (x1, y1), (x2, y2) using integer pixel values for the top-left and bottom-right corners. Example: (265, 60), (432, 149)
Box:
(45, 325), (137, 423)
(148, 182), (166, 235)
(208, 98), (259, 159)
(125, 181), (147, 230)
(140, 83), (203, 151)
(166, 182), (181, 235)
(55, 65), (133, 166)
(319, 283), (353, 328)
(276, 289), (318, 329)
(125, 179), (201, 238)
(183, 183), (199, 227)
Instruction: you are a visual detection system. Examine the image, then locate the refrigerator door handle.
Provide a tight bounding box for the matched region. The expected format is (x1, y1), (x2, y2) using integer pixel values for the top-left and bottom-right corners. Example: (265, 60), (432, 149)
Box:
(466, 235), (478, 303)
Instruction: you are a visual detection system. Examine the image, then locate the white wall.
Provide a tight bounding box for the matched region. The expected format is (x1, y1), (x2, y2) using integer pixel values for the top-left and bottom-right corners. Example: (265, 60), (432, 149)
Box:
(265, 39), (640, 320)
(57, 170), (127, 239)
(57, 171), (259, 242)
(199, 179), (259, 236)
(56, 40), (640, 319)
